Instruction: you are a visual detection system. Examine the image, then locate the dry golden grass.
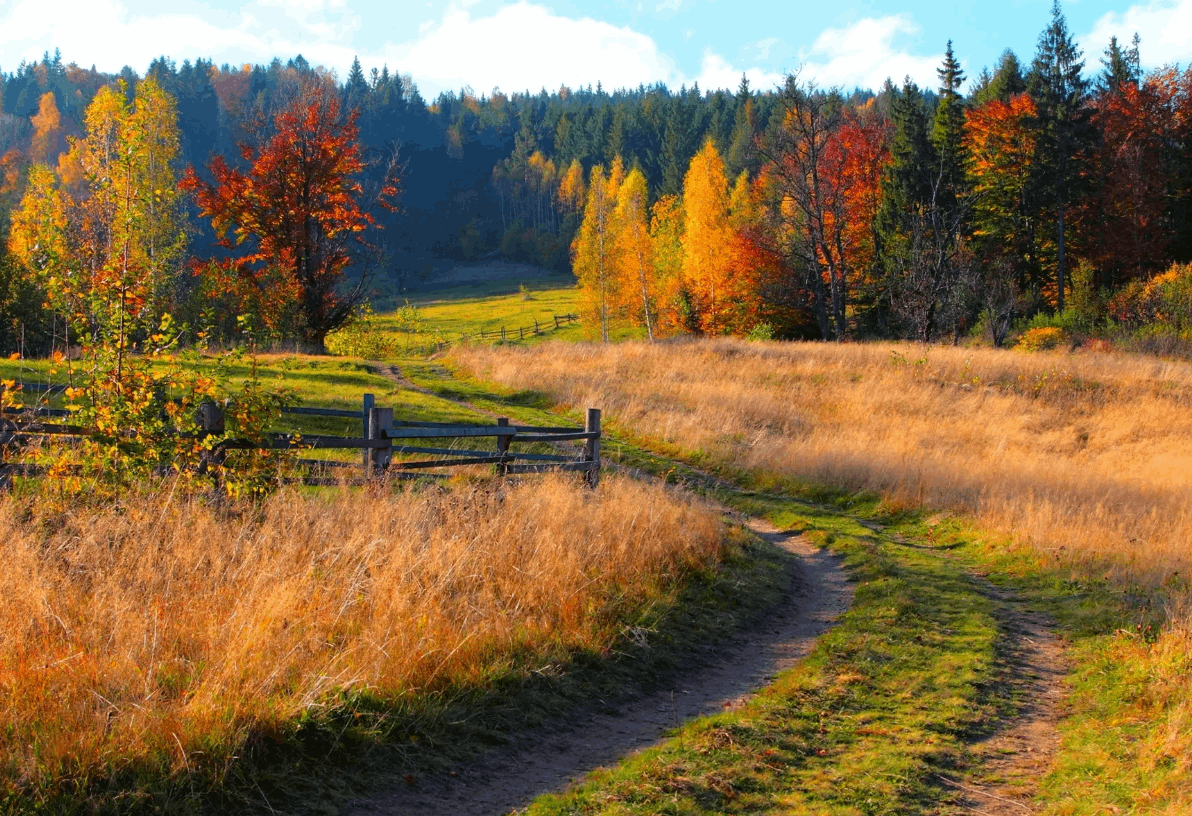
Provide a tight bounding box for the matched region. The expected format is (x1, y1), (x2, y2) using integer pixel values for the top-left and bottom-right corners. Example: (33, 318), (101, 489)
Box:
(0, 475), (722, 799)
(455, 338), (1192, 595)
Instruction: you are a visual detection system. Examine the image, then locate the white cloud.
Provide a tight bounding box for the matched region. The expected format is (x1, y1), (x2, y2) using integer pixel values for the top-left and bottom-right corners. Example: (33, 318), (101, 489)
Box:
(1080, 0), (1192, 69)
(694, 50), (784, 92)
(0, 0), (360, 75)
(1, 0), (263, 71)
(800, 15), (943, 92)
(385, 2), (679, 95)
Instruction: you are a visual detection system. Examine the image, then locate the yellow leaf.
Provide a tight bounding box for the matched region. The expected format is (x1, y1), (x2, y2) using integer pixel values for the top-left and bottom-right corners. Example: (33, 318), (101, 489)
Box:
(7, 353), (19, 361)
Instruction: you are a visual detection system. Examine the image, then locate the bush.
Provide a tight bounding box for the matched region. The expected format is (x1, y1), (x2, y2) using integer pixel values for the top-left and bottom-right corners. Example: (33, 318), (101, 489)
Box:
(1108, 262), (1192, 334)
(1015, 325), (1066, 352)
(325, 304), (398, 359)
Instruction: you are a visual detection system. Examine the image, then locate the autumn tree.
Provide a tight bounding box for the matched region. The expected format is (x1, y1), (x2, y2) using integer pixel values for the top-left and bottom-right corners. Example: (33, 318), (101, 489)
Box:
(182, 72), (397, 349)
(758, 77), (856, 339)
(29, 92), (64, 165)
(11, 79), (185, 342)
(572, 160), (623, 342)
(965, 93), (1041, 341)
(613, 167), (658, 339)
(681, 139), (734, 334)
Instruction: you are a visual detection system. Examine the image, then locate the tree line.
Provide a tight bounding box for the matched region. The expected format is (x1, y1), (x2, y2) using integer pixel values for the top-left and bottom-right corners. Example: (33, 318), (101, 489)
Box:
(1, 0), (1191, 353)
(537, 5), (1192, 342)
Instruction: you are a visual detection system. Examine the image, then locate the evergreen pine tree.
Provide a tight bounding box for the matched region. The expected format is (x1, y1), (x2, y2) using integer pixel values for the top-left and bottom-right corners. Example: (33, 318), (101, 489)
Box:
(1028, 0), (1089, 311)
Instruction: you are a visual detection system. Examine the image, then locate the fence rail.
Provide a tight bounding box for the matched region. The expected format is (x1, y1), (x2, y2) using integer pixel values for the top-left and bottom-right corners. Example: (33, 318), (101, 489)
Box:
(1, 385), (601, 489)
(460, 313), (578, 343)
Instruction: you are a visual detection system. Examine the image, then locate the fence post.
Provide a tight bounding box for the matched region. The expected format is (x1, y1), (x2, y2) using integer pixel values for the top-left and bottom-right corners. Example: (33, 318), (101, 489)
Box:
(496, 416), (510, 477)
(367, 406), (393, 477)
(554, 315), (560, 330)
(534, 318), (540, 335)
(361, 393), (374, 477)
(501, 326), (506, 342)
(197, 400), (226, 479)
(519, 326), (525, 340)
(584, 408), (601, 488)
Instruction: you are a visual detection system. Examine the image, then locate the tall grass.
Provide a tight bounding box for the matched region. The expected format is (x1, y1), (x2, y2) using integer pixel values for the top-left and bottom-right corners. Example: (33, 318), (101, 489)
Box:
(0, 475), (722, 801)
(455, 338), (1192, 596)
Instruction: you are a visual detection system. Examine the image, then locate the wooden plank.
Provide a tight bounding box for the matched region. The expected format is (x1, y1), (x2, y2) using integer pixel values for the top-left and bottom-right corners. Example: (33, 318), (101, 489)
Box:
(383, 426), (518, 439)
(2, 406), (72, 418)
(281, 406), (362, 418)
(514, 431), (598, 443)
(389, 455), (509, 469)
(509, 425), (580, 433)
(391, 445), (495, 457)
(584, 407), (601, 488)
(272, 434), (388, 449)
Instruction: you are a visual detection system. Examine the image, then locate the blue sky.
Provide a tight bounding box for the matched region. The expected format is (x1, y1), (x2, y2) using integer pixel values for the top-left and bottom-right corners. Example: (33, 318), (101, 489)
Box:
(1, 0), (1189, 99)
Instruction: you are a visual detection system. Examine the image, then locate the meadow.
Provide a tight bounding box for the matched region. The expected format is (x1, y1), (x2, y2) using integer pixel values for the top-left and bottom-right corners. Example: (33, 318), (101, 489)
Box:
(0, 476), (724, 807)
(454, 338), (1192, 597)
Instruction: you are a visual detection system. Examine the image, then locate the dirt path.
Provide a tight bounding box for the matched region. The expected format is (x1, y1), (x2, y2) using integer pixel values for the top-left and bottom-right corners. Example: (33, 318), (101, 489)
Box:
(943, 580), (1069, 815)
(345, 519), (853, 816)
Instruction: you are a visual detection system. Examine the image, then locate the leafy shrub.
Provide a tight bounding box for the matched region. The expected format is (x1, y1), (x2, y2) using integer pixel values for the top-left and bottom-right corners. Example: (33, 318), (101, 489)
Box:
(325, 304), (398, 359)
(1015, 325), (1066, 352)
(1108, 262), (1192, 333)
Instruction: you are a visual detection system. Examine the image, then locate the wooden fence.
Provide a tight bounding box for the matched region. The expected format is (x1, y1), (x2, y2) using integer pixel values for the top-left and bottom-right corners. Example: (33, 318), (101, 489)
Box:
(461, 312), (578, 343)
(0, 385), (601, 489)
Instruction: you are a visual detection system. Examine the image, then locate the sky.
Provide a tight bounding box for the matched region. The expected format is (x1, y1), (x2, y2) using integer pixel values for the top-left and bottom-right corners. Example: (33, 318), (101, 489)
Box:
(1, 0), (1190, 100)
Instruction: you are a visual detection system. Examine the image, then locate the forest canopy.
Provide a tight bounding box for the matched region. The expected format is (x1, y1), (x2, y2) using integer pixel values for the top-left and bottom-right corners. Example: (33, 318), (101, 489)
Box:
(0, 1), (1190, 351)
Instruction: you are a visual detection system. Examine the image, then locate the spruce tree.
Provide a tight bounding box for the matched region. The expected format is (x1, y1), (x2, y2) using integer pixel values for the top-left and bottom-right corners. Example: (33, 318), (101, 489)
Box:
(1098, 34), (1141, 94)
(932, 41), (968, 209)
(1028, 0), (1089, 312)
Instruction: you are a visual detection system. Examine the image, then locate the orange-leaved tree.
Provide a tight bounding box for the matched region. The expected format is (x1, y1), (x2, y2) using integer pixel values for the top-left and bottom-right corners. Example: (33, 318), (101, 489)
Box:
(182, 72), (398, 349)
(681, 138), (734, 334)
(572, 158), (624, 342)
(612, 167), (659, 339)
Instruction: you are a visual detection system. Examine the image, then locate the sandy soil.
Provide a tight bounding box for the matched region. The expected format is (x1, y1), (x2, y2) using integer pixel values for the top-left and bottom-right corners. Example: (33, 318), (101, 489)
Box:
(345, 519), (854, 816)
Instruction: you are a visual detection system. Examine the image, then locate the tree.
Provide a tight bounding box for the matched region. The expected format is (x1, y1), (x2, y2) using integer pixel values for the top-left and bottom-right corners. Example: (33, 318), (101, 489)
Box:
(965, 94), (1041, 338)
(758, 77), (850, 339)
(613, 167), (658, 339)
(1098, 34), (1141, 94)
(572, 160), (623, 342)
(12, 79), (186, 342)
(182, 72), (397, 349)
(1028, 0), (1090, 311)
(681, 139), (734, 334)
(29, 92), (63, 165)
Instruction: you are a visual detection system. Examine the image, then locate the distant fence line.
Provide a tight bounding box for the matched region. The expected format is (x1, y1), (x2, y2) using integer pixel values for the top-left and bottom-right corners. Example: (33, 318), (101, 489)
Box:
(461, 313), (578, 344)
(0, 385), (601, 489)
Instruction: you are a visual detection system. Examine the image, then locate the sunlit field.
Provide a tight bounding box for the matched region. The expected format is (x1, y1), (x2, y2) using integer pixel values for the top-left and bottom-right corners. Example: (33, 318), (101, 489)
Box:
(0, 475), (722, 802)
(456, 339), (1192, 600)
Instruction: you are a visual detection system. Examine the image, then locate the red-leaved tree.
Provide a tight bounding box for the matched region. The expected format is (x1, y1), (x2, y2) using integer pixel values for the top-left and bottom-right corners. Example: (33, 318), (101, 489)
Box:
(182, 72), (398, 348)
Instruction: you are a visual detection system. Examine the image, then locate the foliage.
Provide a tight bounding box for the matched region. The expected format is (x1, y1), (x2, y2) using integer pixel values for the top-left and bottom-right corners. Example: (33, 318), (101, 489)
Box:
(1107, 261), (1192, 335)
(1014, 324), (1066, 351)
(182, 71), (398, 349)
(325, 303), (400, 359)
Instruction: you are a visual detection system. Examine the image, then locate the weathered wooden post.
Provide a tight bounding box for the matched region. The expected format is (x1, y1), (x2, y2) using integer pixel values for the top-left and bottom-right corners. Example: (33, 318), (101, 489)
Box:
(367, 405), (393, 477)
(361, 393), (374, 476)
(519, 326), (525, 340)
(496, 416), (510, 477)
(534, 318), (540, 335)
(554, 315), (560, 330)
(501, 326), (506, 342)
(197, 400), (226, 479)
(584, 407), (601, 488)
